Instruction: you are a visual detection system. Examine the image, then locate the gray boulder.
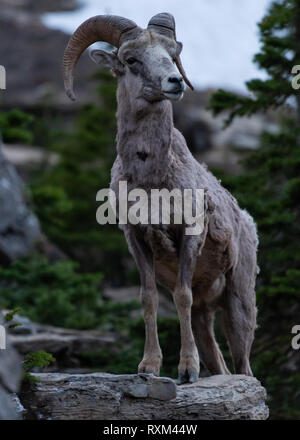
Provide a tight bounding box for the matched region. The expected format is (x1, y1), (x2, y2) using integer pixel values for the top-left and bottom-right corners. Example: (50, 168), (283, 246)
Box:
(0, 140), (41, 263)
(0, 314), (23, 420)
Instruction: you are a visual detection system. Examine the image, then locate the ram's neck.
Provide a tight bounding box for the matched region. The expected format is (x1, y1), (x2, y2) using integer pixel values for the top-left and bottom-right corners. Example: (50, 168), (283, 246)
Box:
(116, 83), (174, 186)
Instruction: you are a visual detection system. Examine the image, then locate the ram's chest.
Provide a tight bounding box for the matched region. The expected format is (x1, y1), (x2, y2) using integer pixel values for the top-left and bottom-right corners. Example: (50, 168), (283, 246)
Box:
(117, 146), (173, 187)
(151, 228), (232, 292)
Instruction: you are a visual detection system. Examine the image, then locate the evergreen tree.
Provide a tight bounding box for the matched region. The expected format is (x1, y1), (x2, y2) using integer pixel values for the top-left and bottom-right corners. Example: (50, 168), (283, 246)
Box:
(209, 0), (300, 419)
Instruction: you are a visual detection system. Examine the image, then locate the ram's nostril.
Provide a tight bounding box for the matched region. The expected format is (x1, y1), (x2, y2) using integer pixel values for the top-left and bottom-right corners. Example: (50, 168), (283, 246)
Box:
(168, 76), (183, 84)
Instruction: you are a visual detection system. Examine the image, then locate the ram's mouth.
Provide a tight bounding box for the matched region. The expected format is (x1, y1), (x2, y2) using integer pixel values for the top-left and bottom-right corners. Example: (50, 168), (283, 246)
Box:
(163, 89), (184, 101)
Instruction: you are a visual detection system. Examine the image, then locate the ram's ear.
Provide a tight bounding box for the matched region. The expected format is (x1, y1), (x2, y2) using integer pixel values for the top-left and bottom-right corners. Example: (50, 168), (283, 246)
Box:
(90, 50), (125, 75)
(176, 42), (183, 56)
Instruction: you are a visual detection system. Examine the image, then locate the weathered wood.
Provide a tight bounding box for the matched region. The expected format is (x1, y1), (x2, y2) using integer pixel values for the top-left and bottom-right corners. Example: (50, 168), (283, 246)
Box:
(20, 373), (269, 420)
(9, 325), (116, 355)
(2, 311), (116, 369)
(8, 323), (116, 370)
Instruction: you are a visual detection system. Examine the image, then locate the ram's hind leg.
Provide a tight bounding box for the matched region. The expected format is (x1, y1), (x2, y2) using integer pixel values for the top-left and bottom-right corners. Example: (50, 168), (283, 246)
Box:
(192, 303), (230, 375)
(222, 255), (257, 376)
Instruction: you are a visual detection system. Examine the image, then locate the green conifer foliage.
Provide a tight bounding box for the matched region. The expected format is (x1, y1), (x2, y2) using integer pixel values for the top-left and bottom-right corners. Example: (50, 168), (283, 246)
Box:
(209, 0), (300, 419)
(30, 71), (130, 283)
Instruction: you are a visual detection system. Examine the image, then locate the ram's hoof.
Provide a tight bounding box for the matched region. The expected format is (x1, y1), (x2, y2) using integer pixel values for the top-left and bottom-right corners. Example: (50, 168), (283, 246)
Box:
(177, 369), (199, 385)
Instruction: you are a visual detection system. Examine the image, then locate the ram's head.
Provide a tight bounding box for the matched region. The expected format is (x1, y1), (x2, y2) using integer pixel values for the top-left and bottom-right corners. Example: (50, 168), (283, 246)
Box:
(63, 13), (193, 103)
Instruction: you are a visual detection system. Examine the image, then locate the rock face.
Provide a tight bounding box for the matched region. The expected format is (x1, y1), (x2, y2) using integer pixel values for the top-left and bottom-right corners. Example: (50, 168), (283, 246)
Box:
(0, 1), (97, 108)
(20, 373), (269, 420)
(0, 0), (79, 13)
(0, 140), (41, 263)
(0, 314), (23, 420)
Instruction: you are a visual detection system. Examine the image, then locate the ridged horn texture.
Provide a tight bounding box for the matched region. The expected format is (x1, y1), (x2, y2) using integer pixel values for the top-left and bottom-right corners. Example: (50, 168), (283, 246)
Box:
(148, 12), (176, 40)
(63, 15), (141, 101)
(147, 12), (194, 90)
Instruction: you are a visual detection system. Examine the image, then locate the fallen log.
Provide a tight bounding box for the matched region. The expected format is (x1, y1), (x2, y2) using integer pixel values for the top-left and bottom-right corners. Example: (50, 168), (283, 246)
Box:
(20, 373), (269, 420)
(3, 312), (117, 369)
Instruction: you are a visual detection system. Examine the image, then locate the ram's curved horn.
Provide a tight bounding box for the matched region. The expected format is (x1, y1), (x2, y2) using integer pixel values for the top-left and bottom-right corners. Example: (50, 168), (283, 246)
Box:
(147, 12), (194, 90)
(173, 55), (194, 91)
(63, 15), (142, 100)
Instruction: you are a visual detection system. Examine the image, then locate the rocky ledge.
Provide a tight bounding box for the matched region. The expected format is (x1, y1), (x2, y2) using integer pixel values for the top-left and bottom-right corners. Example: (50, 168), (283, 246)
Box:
(20, 373), (269, 420)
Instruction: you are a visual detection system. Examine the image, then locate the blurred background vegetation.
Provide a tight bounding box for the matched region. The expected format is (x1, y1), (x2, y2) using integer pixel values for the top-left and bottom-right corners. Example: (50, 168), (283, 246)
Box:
(0, 0), (299, 419)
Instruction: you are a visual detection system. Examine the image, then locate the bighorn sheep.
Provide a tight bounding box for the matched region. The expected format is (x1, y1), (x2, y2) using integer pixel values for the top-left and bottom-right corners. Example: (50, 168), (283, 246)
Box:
(63, 13), (258, 383)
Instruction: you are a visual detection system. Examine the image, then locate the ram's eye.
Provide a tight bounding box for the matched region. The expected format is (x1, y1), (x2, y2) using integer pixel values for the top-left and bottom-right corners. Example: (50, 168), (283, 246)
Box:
(126, 57), (137, 65)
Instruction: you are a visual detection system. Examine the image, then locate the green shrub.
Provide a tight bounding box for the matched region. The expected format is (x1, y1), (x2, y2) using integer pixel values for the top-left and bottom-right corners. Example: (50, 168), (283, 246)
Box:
(0, 256), (103, 329)
(0, 109), (34, 144)
(29, 71), (133, 283)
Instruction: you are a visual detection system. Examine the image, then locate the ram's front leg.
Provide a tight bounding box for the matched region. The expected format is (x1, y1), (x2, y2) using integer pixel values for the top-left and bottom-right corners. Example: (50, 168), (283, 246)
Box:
(124, 227), (162, 376)
(138, 281), (162, 375)
(174, 233), (202, 384)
